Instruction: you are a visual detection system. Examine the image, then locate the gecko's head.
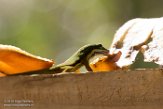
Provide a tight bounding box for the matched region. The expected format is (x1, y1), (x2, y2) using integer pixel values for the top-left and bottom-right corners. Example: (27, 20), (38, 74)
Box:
(77, 44), (122, 72)
(74, 44), (110, 71)
(76, 44), (122, 72)
(78, 44), (109, 60)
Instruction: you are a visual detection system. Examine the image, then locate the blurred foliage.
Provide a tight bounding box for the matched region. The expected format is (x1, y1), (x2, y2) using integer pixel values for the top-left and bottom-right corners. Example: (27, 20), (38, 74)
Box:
(0, 0), (163, 68)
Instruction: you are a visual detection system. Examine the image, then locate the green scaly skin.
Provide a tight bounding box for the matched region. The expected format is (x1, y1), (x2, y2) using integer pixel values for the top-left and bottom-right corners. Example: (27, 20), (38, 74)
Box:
(9, 44), (109, 76)
(51, 44), (109, 73)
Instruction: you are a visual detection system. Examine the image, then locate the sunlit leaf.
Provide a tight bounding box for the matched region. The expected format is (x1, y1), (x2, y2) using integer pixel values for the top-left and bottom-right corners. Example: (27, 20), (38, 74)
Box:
(0, 45), (54, 76)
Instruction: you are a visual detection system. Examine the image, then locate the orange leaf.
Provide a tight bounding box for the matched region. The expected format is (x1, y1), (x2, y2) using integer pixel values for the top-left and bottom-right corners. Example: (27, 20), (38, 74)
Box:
(0, 45), (54, 75)
(90, 51), (121, 72)
(0, 72), (6, 77)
